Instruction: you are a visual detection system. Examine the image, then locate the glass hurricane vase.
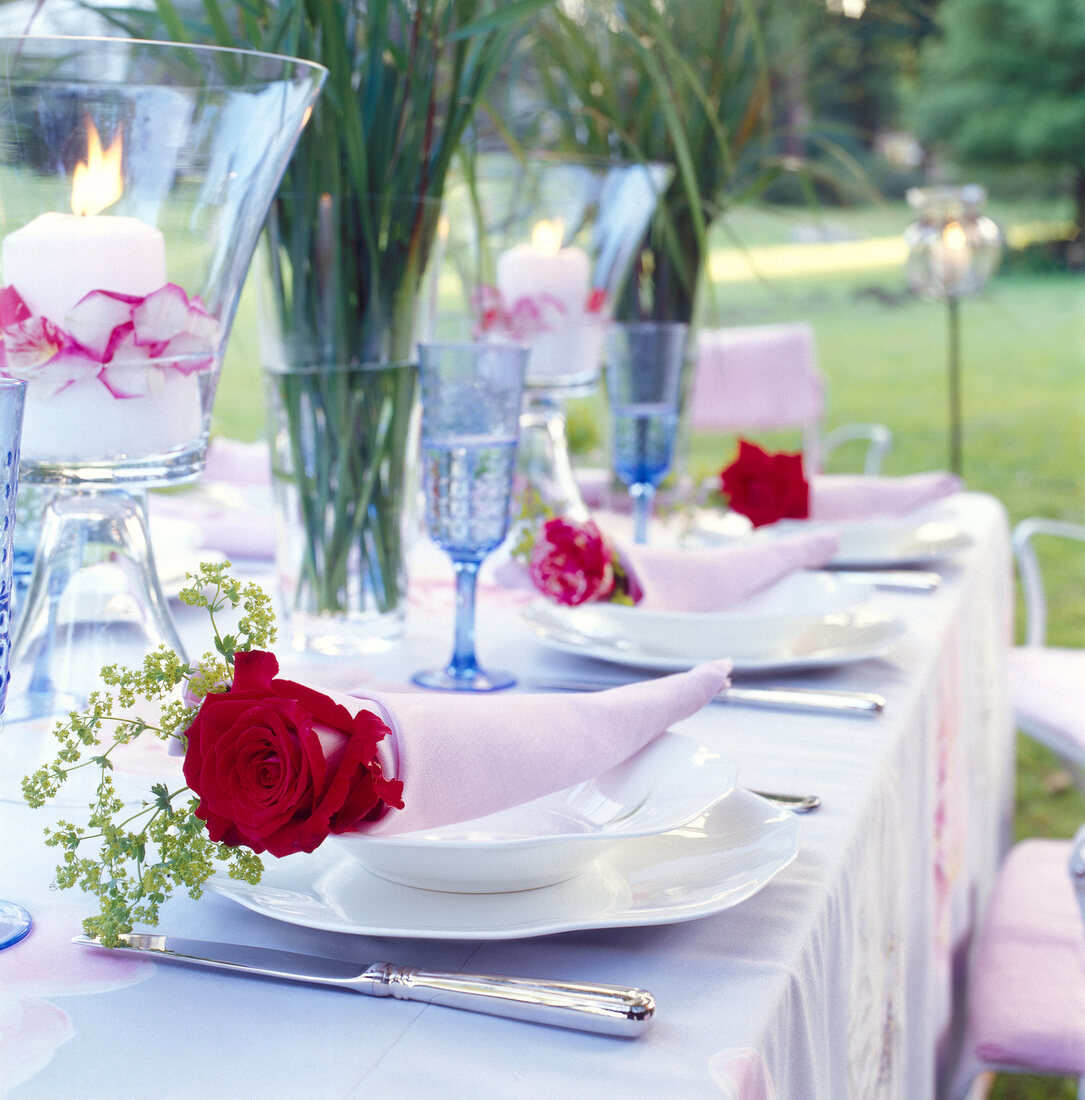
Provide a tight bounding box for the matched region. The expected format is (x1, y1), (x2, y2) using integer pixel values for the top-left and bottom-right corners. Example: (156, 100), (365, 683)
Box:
(438, 153), (672, 519)
(256, 192), (442, 654)
(0, 36), (325, 730)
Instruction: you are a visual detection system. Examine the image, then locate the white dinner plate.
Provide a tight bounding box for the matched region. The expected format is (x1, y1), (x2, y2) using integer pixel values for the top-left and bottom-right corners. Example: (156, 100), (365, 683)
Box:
(782, 517), (970, 568)
(691, 510), (971, 568)
(522, 600), (906, 674)
(535, 573), (873, 661)
(332, 732), (739, 892)
(210, 789), (799, 940)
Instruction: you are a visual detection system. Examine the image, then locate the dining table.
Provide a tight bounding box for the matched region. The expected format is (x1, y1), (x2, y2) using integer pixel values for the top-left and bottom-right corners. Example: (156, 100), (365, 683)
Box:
(1, 489), (1015, 1100)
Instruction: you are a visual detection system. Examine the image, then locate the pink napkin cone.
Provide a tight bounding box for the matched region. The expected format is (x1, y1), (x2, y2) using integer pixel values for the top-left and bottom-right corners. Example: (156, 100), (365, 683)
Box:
(809, 471), (961, 522)
(621, 532), (839, 613)
(335, 658), (732, 835)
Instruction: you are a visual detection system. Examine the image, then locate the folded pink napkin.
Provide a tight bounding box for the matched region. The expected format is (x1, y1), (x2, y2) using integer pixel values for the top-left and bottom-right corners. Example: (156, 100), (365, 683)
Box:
(809, 472), (961, 522)
(338, 659), (732, 835)
(622, 531), (839, 613)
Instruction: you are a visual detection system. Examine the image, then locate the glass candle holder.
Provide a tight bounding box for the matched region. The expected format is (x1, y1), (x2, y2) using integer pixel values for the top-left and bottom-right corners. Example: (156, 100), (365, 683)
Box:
(0, 36), (325, 726)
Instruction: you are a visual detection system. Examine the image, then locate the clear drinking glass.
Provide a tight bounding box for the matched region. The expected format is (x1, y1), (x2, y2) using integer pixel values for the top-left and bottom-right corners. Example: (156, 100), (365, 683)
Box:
(604, 322), (689, 544)
(412, 342), (528, 692)
(0, 377), (30, 949)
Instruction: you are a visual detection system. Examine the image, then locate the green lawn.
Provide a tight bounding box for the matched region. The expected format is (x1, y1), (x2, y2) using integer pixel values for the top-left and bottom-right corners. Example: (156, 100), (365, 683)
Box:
(213, 203), (1085, 1097)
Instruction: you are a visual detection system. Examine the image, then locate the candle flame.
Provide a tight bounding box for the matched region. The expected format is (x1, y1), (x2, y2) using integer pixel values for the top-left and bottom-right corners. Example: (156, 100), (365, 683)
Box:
(71, 119), (123, 217)
(942, 221), (968, 252)
(531, 219), (564, 256)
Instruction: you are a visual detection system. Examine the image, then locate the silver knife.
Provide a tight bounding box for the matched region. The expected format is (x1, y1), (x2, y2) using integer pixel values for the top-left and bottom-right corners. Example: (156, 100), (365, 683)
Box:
(73, 933), (655, 1037)
(526, 677), (885, 716)
(822, 568), (942, 591)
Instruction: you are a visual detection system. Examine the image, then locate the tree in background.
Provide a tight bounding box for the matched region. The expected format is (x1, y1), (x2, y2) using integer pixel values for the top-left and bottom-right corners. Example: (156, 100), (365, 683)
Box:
(910, 0), (1085, 232)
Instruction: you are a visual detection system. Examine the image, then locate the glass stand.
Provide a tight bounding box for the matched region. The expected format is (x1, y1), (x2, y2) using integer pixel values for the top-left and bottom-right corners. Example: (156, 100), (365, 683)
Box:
(0, 489), (187, 799)
(517, 389), (591, 521)
(7, 488), (186, 722)
(0, 487), (187, 804)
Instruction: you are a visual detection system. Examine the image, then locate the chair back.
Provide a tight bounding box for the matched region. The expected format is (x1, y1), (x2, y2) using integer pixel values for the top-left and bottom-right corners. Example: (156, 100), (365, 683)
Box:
(1071, 822), (1085, 931)
(688, 322), (825, 465)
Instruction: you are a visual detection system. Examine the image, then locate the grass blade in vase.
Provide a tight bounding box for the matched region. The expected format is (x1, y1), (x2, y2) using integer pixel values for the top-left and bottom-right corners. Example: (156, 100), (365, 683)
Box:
(104, 0), (549, 653)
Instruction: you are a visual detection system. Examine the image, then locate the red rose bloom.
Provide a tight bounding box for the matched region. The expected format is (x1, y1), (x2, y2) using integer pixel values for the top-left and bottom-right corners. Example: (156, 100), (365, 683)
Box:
(181, 650), (403, 858)
(529, 517), (618, 606)
(720, 439), (810, 528)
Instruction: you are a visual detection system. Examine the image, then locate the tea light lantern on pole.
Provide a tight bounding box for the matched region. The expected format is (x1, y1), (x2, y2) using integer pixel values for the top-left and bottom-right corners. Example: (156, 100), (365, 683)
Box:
(904, 184), (1002, 476)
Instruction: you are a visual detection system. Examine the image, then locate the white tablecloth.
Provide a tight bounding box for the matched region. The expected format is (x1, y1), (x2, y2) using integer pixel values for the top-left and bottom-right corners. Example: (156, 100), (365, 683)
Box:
(1, 493), (1014, 1099)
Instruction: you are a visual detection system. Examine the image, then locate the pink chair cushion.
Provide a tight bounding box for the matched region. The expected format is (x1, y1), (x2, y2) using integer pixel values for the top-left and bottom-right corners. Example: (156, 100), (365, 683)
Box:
(688, 323), (824, 433)
(1010, 647), (1085, 765)
(967, 838), (1085, 1075)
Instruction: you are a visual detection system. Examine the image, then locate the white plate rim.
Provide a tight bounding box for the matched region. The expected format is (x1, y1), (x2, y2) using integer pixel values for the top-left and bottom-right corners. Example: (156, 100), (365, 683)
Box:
(689, 511), (972, 567)
(209, 789), (800, 940)
(522, 601), (907, 674)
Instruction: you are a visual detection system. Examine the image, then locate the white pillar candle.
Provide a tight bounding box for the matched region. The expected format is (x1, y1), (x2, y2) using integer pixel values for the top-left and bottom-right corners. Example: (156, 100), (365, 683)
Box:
(496, 220), (591, 314)
(2, 211), (167, 324)
(496, 220), (602, 386)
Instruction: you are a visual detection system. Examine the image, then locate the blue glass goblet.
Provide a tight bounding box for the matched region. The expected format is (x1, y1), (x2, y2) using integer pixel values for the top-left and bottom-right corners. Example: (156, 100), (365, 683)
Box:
(412, 342), (529, 692)
(0, 377), (30, 950)
(604, 322), (689, 544)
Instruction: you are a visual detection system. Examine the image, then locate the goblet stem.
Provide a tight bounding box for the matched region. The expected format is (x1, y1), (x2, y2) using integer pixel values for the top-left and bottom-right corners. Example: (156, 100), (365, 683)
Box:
(630, 483), (656, 544)
(449, 559), (483, 679)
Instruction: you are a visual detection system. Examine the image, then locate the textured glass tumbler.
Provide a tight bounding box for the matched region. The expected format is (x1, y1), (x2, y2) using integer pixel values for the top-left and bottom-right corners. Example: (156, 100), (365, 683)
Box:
(0, 377), (30, 949)
(412, 342), (528, 692)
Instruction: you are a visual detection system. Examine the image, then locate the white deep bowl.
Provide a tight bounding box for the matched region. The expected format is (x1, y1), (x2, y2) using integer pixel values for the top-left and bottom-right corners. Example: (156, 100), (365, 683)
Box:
(555, 572), (873, 660)
(331, 732), (739, 893)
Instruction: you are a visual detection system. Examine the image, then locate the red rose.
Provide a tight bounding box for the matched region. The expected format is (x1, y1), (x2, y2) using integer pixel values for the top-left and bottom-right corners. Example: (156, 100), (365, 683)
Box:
(529, 517), (618, 606)
(719, 439), (810, 528)
(181, 650), (403, 858)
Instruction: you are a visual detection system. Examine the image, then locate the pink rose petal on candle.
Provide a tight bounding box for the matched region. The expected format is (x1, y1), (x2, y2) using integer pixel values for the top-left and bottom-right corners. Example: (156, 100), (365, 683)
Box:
(1, 315), (65, 373)
(0, 285), (31, 326)
(131, 283), (197, 346)
(100, 358), (165, 399)
(64, 289), (141, 362)
(158, 330), (215, 374)
(4, 343), (101, 397)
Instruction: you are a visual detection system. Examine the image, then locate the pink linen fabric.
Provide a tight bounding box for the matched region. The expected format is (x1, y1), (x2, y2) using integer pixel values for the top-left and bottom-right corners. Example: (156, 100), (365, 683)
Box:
(338, 658), (732, 835)
(809, 471), (961, 522)
(151, 437), (275, 560)
(965, 838), (1085, 1075)
(0, 903), (155, 1091)
(622, 532), (839, 613)
(1009, 646), (1085, 765)
(689, 323), (823, 433)
(201, 437), (271, 485)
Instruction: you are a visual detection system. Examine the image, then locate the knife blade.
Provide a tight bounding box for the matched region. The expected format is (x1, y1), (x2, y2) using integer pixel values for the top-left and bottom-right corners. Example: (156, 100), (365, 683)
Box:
(525, 677), (885, 716)
(72, 933), (655, 1037)
(821, 568), (942, 591)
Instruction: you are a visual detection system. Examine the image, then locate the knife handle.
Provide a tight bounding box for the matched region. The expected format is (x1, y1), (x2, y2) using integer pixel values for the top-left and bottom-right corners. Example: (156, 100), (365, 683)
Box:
(358, 963), (655, 1037)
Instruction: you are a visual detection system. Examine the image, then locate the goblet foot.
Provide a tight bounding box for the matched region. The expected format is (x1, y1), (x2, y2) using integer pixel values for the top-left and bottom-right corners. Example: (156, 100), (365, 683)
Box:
(0, 900), (31, 950)
(411, 665), (516, 693)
